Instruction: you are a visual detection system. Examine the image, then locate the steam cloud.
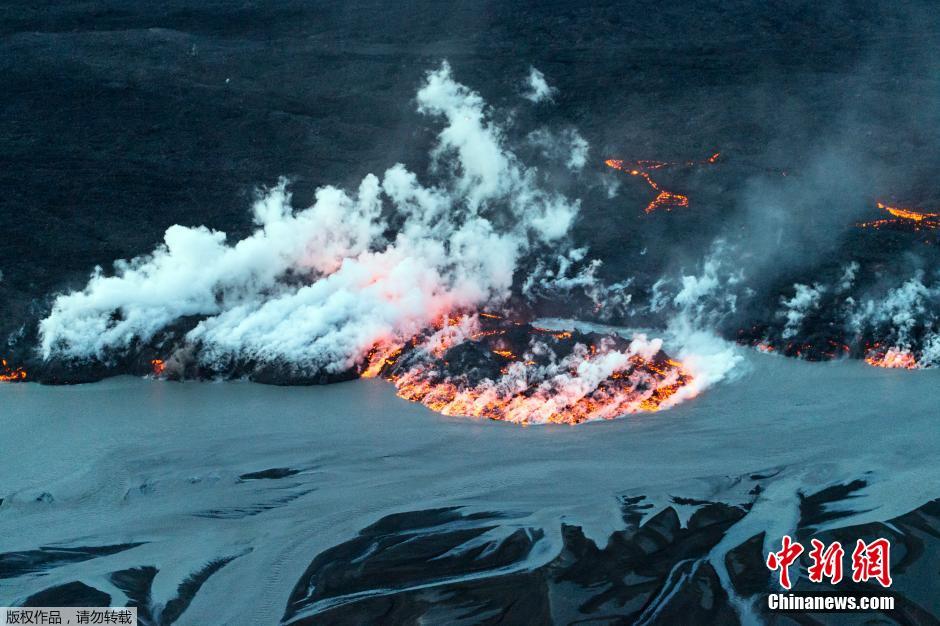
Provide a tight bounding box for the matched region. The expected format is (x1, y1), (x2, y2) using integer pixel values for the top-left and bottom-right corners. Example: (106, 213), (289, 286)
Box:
(521, 66), (557, 104)
(780, 283), (824, 339)
(40, 62), (591, 378)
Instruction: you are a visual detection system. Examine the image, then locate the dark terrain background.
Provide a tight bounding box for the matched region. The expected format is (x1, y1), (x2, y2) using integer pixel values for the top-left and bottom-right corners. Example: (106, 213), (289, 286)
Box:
(2, 0), (940, 353)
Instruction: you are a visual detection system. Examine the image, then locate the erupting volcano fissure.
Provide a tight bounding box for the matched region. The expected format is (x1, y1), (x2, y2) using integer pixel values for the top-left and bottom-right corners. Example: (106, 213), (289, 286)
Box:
(0, 358), (27, 382)
(359, 313), (694, 424)
(859, 202), (940, 231)
(604, 152), (719, 213)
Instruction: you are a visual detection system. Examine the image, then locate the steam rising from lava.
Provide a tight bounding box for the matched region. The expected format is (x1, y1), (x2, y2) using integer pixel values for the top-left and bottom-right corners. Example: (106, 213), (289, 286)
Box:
(40, 63), (579, 372)
(362, 314), (694, 424)
(34, 62), (721, 423)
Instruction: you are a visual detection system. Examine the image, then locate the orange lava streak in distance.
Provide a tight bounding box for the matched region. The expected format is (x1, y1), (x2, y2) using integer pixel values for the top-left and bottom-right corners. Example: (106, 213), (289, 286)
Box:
(604, 152), (719, 214)
(0, 358), (27, 382)
(859, 202), (940, 231)
(879, 202), (939, 221)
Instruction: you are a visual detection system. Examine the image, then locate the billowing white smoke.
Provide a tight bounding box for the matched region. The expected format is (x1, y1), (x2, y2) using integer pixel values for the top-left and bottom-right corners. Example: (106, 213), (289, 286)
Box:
(521, 66), (556, 103)
(780, 283), (824, 339)
(837, 261), (860, 293)
(647, 241), (745, 396)
(39, 62), (582, 374)
(650, 240), (743, 327)
(847, 270), (940, 366)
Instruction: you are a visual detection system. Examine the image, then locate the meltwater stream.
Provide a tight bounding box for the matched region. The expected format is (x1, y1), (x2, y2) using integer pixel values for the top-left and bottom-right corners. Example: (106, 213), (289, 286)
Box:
(1, 351), (938, 624)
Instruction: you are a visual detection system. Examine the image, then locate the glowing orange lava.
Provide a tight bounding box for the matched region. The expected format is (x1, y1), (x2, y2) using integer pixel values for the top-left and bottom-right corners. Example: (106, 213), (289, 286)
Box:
(150, 359), (167, 377)
(604, 152), (719, 213)
(0, 358), (27, 382)
(864, 347), (919, 369)
(859, 202), (940, 231)
(361, 343), (405, 378)
(361, 314), (695, 424)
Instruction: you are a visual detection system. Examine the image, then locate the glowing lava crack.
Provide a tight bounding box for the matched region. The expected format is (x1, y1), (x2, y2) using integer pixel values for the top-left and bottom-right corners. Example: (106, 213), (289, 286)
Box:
(604, 152), (719, 214)
(361, 315), (694, 424)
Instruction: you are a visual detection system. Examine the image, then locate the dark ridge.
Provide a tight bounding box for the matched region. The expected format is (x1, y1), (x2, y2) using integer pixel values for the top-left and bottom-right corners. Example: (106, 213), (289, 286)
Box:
(281, 492), (940, 624)
(635, 561), (739, 625)
(193, 486), (316, 519)
(671, 495), (716, 506)
(724, 533), (768, 598)
(23, 581), (111, 608)
(284, 507), (539, 622)
(283, 499), (750, 624)
(110, 566), (157, 625)
(160, 554), (244, 625)
(0, 542), (146, 580)
(238, 467), (300, 481)
(798, 479), (869, 530)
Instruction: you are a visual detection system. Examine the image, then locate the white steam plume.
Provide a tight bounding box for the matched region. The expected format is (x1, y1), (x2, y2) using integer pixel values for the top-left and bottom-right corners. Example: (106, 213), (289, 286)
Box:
(647, 241), (746, 396)
(846, 270), (940, 366)
(780, 283), (824, 339)
(40, 62), (582, 375)
(521, 66), (557, 103)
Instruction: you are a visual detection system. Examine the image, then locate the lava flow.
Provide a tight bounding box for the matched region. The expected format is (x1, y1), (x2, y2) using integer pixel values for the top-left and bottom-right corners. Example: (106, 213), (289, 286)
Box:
(151, 359), (166, 377)
(361, 314), (694, 424)
(0, 358), (27, 382)
(864, 346), (920, 369)
(604, 152), (719, 213)
(859, 202), (940, 231)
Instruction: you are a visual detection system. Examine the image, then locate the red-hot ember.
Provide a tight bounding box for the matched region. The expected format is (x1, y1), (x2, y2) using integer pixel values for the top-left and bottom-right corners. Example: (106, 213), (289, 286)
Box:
(151, 359), (166, 377)
(361, 314), (694, 424)
(604, 152), (719, 213)
(0, 358), (27, 382)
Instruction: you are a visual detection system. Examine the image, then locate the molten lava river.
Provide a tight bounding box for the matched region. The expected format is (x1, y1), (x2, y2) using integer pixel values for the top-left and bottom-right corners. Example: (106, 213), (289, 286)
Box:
(359, 314), (693, 424)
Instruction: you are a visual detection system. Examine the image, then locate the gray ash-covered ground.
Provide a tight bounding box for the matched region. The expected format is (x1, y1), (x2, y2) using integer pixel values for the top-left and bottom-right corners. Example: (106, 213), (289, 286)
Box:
(3, 361), (939, 624)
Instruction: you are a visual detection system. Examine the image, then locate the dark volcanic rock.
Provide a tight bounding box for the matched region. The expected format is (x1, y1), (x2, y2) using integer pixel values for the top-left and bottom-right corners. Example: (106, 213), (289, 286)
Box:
(282, 500), (750, 624)
(0, 543), (146, 580)
(238, 467), (301, 481)
(23, 581), (111, 608)
(280, 482), (940, 624)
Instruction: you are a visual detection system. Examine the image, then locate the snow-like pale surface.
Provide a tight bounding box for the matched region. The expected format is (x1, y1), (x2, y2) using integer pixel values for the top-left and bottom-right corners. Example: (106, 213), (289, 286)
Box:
(1, 352), (938, 623)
